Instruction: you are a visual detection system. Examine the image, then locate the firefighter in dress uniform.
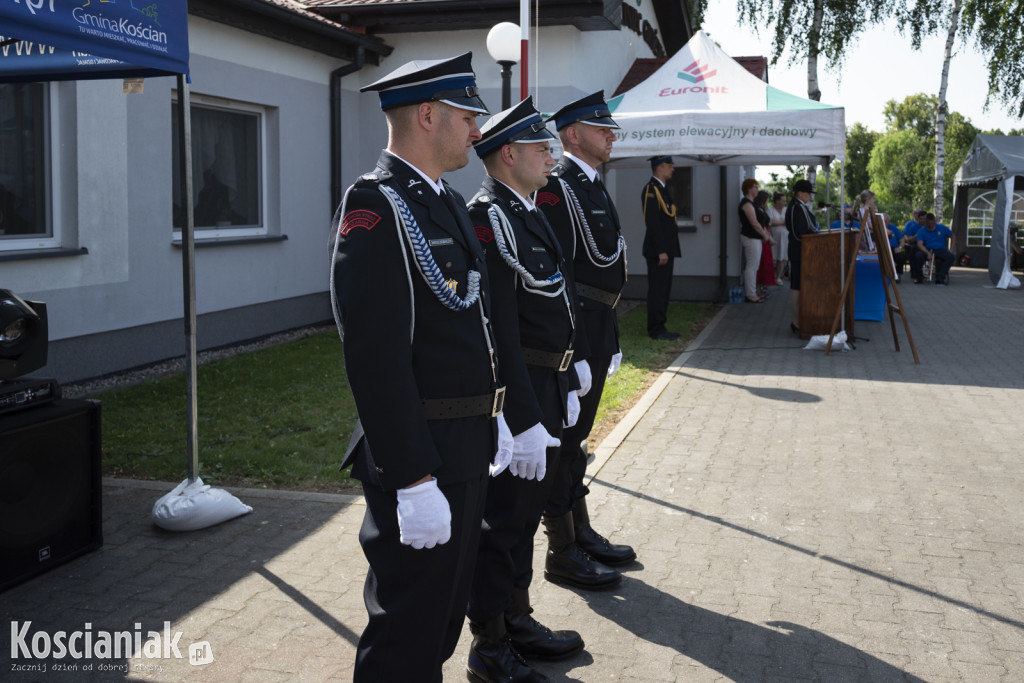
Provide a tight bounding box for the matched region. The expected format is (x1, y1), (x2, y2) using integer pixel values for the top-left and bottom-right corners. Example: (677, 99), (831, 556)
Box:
(329, 53), (516, 682)
(535, 91), (637, 592)
(464, 97), (589, 683)
(641, 155), (682, 340)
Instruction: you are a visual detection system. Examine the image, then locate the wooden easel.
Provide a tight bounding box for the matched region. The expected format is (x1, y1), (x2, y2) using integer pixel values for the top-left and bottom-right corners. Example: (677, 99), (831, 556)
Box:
(826, 210), (920, 363)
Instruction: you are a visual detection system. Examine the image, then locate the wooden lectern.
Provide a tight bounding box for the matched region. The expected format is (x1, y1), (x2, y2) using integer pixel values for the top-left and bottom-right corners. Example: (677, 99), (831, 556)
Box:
(798, 230), (856, 340)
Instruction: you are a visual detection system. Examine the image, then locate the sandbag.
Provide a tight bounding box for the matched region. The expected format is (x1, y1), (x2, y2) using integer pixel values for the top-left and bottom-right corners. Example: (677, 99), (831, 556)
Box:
(803, 330), (851, 352)
(152, 477), (252, 531)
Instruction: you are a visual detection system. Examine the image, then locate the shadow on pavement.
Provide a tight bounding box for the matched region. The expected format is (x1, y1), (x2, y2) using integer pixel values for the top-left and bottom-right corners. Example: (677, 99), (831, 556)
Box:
(591, 478), (1024, 633)
(583, 575), (927, 682)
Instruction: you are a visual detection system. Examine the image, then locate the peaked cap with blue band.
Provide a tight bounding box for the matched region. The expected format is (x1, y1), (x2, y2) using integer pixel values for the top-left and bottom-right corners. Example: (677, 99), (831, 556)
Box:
(550, 90), (619, 131)
(360, 52), (489, 114)
(474, 96), (556, 158)
(648, 155), (673, 168)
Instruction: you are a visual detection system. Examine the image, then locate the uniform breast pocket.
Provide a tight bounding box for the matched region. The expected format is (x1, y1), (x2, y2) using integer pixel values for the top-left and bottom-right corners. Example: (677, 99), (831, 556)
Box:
(522, 247), (557, 277)
(429, 243), (470, 291)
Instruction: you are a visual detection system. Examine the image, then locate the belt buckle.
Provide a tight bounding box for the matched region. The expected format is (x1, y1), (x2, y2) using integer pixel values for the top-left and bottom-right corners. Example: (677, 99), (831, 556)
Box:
(610, 292), (621, 309)
(491, 387), (506, 417)
(558, 349), (574, 372)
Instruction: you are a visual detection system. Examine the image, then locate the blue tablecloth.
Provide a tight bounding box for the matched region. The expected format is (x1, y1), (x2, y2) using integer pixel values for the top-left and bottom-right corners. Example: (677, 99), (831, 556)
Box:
(855, 256), (885, 321)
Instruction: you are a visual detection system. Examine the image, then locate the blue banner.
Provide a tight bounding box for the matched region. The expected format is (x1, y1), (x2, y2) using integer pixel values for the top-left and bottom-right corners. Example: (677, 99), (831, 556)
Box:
(0, 0), (189, 81)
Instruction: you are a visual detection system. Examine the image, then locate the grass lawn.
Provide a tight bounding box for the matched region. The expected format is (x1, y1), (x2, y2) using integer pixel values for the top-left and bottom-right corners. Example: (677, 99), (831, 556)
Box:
(98, 301), (717, 492)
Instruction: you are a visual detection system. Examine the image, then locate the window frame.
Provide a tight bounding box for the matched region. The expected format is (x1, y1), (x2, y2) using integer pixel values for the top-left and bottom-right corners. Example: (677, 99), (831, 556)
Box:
(965, 189), (1024, 248)
(664, 165), (694, 226)
(0, 81), (60, 252)
(171, 92), (268, 242)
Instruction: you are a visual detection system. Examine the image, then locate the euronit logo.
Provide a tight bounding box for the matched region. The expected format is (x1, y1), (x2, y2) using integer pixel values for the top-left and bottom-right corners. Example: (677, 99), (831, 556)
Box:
(677, 60), (716, 83)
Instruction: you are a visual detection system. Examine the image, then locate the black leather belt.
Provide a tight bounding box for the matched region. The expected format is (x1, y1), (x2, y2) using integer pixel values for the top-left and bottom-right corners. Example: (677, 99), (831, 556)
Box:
(522, 347), (574, 371)
(576, 283), (621, 309)
(422, 387), (505, 420)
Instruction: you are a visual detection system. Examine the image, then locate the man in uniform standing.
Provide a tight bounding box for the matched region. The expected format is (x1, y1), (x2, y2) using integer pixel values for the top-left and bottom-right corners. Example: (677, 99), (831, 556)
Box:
(330, 53), (512, 682)
(536, 91), (636, 592)
(641, 155), (681, 340)
(463, 96), (587, 683)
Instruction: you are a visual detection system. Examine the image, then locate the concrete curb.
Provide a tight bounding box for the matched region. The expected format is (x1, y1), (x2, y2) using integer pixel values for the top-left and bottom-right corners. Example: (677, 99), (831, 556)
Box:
(585, 304), (729, 484)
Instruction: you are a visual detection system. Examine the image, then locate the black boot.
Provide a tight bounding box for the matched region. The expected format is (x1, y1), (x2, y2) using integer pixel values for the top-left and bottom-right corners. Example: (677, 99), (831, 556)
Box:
(467, 616), (548, 683)
(541, 512), (621, 590)
(505, 587), (584, 661)
(572, 497), (636, 566)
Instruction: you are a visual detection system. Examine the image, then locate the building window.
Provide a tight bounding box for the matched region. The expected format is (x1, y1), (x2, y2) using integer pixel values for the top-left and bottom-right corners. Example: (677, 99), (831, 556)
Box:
(966, 189), (1024, 247)
(665, 166), (693, 223)
(0, 83), (49, 247)
(172, 96), (264, 238)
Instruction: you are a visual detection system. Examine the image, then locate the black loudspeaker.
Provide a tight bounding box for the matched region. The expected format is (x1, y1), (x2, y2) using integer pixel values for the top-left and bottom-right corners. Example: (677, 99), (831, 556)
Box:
(0, 399), (102, 592)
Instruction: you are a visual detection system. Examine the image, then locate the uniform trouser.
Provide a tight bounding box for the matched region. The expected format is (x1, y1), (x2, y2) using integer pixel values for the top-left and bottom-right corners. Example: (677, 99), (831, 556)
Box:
(740, 235), (763, 300)
(354, 472), (488, 683)
(468, 378), (564, 622)
(646, 256), (675, 335)
(911, 248), (954, 281)
(544, 354), (612, 518)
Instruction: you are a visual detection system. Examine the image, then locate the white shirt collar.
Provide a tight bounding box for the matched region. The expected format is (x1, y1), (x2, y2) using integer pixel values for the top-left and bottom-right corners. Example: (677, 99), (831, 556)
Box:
(651, 176), (666, 188)
(384, 150), (446, 195)
(563, 152), (599, 182)
(493, 178), (536, 211)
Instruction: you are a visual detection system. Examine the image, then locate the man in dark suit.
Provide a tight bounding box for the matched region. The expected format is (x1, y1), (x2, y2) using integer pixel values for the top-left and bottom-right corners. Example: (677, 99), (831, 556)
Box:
(641, 155), (681, 340)
(464, 96), (584, 683)
(329, 53), (512, 682)
(536, 91), (636, 592)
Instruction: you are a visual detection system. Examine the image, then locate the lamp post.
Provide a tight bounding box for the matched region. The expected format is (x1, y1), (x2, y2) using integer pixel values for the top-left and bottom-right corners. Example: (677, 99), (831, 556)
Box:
(487, 22), (520, 110)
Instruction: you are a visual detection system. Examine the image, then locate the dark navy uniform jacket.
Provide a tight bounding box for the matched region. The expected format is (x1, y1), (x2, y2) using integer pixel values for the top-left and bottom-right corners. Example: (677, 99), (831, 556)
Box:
(468, 177), (580, 434)
(537, 157), (626, 359)
(641, 178), (681, 259)
(331, 151), (499, 490)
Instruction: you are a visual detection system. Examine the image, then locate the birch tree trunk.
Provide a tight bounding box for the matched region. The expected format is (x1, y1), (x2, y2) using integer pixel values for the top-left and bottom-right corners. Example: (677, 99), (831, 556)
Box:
(934, 0), (961, 221)
(806, 0), (824, 187)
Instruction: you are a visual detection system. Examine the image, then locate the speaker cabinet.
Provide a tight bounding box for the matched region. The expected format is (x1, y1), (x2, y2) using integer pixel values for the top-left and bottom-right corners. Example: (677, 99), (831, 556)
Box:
(0, 398), (102, 592)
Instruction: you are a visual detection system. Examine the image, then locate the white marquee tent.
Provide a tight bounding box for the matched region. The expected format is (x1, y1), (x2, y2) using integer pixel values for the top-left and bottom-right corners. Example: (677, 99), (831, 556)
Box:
(606, 31), (846, 167)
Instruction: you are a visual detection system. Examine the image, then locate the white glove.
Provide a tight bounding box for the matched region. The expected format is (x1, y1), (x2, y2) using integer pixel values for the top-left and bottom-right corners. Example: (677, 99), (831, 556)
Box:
(564, 390), (580, 428)
(574, 360), (592, 397)
(395, 478), (451, 549)
(490, 414), (514, 477)
(607, 351), (623, 377)
(509, 422), (560, 481)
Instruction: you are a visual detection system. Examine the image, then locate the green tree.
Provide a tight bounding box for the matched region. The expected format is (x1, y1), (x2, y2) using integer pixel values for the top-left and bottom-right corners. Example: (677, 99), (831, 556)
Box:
(867, 128), (932, 207)
(736, 0), (898, 186)
(962, 0), (1024, 118)
(867, 97), (980, 214)
(845, 122), (879, 202)
(882, 93), (939, 139)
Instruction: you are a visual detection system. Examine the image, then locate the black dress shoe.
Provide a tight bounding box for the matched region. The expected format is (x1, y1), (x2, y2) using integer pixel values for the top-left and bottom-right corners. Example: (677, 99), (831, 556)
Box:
(649, 330), (679, 340)
(505, 589), (584, 661)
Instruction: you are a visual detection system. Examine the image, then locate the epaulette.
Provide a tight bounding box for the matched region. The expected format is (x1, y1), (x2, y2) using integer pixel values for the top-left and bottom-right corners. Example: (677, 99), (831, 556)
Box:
(355, 170), (392, 186)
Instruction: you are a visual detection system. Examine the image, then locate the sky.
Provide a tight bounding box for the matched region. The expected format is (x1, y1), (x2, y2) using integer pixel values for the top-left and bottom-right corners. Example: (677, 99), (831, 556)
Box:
(700, 4), (1024, 135)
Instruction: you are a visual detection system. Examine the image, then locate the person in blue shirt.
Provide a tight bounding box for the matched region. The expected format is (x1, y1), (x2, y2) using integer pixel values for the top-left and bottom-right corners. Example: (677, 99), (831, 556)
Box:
(912, 212), (956, 285)
(829, 206), (859, 230)
(886, 222), (906, 280)
(903, 208), (925, 244)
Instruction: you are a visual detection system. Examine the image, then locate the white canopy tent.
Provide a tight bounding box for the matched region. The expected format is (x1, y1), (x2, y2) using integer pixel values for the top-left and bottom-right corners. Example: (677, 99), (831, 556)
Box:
(606, 31), (846, 167)
(600, 31), (846, 301)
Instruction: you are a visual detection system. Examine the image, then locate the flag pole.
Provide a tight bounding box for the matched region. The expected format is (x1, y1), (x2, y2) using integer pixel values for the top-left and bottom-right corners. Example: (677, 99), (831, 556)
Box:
(519, 0), (529, 99)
